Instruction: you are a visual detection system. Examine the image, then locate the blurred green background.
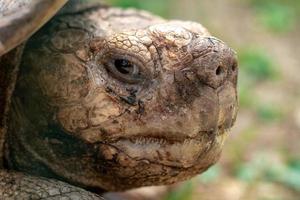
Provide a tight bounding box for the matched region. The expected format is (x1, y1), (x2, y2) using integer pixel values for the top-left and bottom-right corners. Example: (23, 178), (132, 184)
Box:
(103, 0), (300, 199)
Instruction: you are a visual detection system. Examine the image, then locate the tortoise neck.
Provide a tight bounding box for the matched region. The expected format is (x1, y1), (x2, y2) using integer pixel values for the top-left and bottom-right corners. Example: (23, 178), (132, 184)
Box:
(0, 46), (24, 168)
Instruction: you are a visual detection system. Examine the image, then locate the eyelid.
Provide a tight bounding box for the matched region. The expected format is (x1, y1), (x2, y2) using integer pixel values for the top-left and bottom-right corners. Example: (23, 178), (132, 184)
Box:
(104, 57), (143, 84)
(96, 49), (153, 84)
(101, 48), (146, 68)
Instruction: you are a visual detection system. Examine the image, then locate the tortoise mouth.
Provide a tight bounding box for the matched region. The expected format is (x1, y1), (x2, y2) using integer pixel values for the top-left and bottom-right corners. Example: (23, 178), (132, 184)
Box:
(100, 127), (229, 168)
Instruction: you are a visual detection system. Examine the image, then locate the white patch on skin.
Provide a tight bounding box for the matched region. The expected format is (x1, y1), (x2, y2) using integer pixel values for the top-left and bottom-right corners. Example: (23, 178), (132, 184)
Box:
(149, 23), (193, 47)
(113, 137), (212, 168)
(168, 20), (210, 36)
(148, 23), (195, 70)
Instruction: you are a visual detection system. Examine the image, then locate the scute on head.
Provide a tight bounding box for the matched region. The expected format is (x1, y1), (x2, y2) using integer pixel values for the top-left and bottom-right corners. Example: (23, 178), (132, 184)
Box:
(5, 5), (238, 191)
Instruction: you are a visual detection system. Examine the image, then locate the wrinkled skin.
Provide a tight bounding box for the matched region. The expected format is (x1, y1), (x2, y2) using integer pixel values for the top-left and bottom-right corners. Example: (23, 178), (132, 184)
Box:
(5, 6), (238, 192)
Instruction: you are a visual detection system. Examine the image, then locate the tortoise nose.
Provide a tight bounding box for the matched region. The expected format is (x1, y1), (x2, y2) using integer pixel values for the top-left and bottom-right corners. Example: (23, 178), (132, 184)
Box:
(189, 37), (237, 88)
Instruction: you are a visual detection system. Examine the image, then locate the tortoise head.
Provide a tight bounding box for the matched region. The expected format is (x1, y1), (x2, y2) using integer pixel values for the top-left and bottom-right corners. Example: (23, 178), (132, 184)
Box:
(6, 7), (238, 191)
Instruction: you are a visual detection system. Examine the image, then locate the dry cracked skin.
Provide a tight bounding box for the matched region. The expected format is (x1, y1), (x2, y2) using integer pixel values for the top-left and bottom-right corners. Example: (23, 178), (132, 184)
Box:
(2, 2), (238, 196)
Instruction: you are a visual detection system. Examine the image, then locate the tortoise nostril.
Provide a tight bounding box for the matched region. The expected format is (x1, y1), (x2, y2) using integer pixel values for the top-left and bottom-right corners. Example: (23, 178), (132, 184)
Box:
(231, 63), (237, 72)
(191, 37), (237, 88)
(216, 66), (223, 76)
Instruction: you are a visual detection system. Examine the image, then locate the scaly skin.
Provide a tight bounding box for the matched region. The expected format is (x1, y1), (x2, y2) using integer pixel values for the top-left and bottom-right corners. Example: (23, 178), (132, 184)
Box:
(2, 2), (238, 197)
(0, 170), (103, 199)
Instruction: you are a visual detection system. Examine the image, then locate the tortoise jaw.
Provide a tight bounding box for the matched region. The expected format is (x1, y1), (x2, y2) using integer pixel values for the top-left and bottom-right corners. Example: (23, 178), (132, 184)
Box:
(99, 127), (229, 169)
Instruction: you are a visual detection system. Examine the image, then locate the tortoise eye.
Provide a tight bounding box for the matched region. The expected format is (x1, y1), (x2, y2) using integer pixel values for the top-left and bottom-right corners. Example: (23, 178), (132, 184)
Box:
(104, 58), (142, 83)
(114, 59), (134, 74)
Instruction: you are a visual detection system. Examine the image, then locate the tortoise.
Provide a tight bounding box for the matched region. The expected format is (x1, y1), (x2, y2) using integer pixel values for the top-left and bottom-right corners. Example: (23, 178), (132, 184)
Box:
(0, 0), (238, 199)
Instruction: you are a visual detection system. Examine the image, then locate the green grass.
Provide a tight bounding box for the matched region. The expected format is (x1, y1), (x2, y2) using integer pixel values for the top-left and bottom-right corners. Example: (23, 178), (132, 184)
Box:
(198, 165), (221, 184)
(164, 166), (221, 200)
(237, 47), (284, 122)
(227, 127), (259, 168)
(235, 153), (300, 191)
(238, 48), (278, 81)
(238, 81), (254, 108)
(106, 0), (171, 17)
(249, 0), (296, 33)
(164, 181), (195, 200)
(256, 104), (283, 122)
